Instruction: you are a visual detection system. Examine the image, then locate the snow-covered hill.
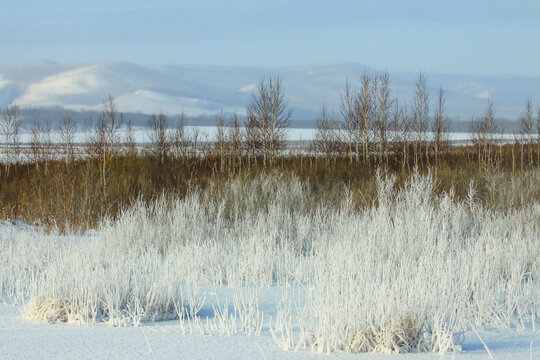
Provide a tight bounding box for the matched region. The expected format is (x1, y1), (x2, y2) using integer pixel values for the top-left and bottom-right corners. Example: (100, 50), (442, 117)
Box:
(0, 62), (247, 116)
(1, 61), (539, 120)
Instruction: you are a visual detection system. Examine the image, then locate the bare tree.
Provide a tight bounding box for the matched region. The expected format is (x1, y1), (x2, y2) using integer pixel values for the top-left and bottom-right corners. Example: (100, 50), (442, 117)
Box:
(389, 99), (410, 170)
(58, 116), (77, 163)
(215, 109), (227, 172)
(172, 112), (188, 159)
(100, 95), (123, 153)
(247, 75), (291, 166)
(147, 113), (170, 164)
(43, 119), (53, 170)
(124, 118), (137, 156)
(313, 105), (338, 163)
(93, 96), (123, 193)
(432, 87), (451, 165)
(30, 118), (43, 168)
(1, 103), (21, 166)
(94, 115), (109, 193)
(227, 113), (243, 171)
(190, 127), (207, 159)
(82, 118), (95, 158)
(172, 115), (206, 160)
(340, 79), (357, 163)
(519, 98), (534, 167)
(244, 113), (258, 167)
(369, 75), (379, 164)
(412, 72), (429, 168)
(484, 96), (497, 164)
(267, 76), (292, 165)
(470, 95), (497, 166)
(374, 72), (393, 165)
(353, 73), (375, 164)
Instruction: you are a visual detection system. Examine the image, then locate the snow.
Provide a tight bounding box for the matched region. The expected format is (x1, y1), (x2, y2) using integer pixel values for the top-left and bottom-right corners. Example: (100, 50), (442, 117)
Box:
(475, 90), (491, 100)
(79, 90), (243, 116)
(0, 75), (10, 88)
(0, 302), (538, 359)
(16, 65), (101, 105)
(239, 84), (256, 92)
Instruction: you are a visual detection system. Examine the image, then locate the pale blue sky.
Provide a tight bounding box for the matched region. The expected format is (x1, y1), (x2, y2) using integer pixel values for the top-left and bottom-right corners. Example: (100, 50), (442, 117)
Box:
(1, 0), (539, 76)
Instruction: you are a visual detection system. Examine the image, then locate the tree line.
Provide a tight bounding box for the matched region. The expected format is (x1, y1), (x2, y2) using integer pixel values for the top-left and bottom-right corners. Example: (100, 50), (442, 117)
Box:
(2, 72), (539, 174)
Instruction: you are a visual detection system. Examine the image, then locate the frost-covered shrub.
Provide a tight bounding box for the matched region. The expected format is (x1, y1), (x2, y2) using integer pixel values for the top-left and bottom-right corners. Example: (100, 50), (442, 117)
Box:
(0, 171), (538, 354)
(272, 172), (539, 353)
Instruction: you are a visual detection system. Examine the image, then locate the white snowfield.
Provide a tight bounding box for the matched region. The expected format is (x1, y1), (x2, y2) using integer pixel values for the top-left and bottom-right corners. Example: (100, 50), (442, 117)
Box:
(0, 303), (538, 359)
(14, 127), (484, 144)
(0, 173), (539, 359)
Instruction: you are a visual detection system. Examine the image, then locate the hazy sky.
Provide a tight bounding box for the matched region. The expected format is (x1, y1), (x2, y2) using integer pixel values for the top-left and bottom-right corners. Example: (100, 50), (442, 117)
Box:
(2, 0), (539, 76)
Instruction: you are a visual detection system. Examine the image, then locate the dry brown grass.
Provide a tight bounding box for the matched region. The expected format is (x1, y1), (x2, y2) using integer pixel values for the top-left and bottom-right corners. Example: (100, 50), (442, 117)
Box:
(1, 145), (538, 230)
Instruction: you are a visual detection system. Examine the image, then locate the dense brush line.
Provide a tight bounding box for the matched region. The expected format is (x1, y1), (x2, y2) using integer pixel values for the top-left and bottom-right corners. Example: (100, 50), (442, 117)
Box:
(0, 171), (538, 353)
(2, 153), (540, 230)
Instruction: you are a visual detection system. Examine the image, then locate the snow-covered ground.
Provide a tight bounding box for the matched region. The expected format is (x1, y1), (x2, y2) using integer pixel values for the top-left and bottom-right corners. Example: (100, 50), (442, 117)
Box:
(0, 301), (538, 359)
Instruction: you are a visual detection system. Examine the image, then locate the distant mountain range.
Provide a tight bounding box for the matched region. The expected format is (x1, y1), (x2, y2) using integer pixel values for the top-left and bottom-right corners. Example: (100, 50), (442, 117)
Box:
(1, 61), (539, 124)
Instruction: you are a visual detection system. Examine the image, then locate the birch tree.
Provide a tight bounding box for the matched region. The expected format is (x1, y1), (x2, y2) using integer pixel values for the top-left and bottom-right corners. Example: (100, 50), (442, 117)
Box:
(432, 87), (451, 165)
(247, 75), (291, 166)
(520, 98), (534, 167)
(147, 113), (170, 164)
(412, 72), (429, 168)
(341, 79), (356, 163)
(1, 103), (21, 167)
(375, 72), (392, 165)
(58, 116), (77, 163)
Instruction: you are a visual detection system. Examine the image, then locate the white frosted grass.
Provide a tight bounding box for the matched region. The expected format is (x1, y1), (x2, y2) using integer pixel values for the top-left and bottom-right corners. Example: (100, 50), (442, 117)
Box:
(271, 173), (539, 354)
(0, 172), (538, 354)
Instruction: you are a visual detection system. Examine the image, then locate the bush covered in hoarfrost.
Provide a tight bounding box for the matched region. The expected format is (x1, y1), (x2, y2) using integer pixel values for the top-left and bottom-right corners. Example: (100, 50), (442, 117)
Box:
(0, 171), (538, 354)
